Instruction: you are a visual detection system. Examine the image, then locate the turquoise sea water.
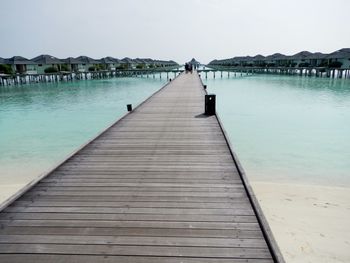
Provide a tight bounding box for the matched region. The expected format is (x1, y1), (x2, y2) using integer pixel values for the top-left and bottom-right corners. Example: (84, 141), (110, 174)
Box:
(204, 73), (350, 186)
(0, 76), (166, 186)
(1, 73), (349, 192)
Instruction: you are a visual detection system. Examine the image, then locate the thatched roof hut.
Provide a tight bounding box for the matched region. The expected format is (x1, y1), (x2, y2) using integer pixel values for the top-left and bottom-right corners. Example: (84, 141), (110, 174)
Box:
(31, 55), (63, 64)
(307, 52), (327, 59)
(264, 53), (287, 61)
(326, 48), (350, 59)
(253, 55), (265, 60)
(289, 51), (313, 60)
(61, 57), (83, 64)
(6, 56), (35, 65)
(76, 56), (101, 64)
(100, 57), (117, 64)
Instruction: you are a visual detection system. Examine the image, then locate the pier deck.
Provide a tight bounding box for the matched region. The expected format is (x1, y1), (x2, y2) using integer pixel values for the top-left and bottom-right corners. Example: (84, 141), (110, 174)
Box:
(0, 72), (281, 262)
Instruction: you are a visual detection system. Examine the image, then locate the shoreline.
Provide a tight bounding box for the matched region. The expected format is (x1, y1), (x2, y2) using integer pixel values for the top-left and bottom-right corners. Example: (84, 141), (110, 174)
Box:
(252, 181), (350, 263)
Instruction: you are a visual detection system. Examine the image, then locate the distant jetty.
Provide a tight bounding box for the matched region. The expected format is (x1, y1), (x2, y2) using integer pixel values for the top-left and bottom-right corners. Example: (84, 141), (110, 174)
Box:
(0, 55), (179, 85)
(208, 48), (350, 79)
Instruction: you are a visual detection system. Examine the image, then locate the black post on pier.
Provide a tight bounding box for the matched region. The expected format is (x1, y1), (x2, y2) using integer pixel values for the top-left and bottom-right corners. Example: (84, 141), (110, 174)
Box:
(127, 104), (133, 112)
(204, 94), (216, 115)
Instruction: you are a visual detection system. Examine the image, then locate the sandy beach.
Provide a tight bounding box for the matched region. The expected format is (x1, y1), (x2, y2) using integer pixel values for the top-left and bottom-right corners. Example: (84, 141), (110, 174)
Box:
(0, 161), (50, 205)
(252, 182), (350, 263)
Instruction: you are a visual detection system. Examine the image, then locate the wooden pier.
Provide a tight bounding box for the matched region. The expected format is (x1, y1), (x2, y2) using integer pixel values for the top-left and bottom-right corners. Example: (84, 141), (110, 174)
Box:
(204, 66), (350, 79)
(0, 67), (181, 86)
(0, 72), (283, 262)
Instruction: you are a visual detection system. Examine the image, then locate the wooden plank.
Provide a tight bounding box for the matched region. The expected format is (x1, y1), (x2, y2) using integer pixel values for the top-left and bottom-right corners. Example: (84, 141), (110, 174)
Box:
(0, 244), (272, 258)
(41, 178), (242, 184)
(12, 200), (250, 209)
(35, 182), (243, 188)
(0, 220), (260, 230)
(0, 255), (274, 263)
(20, 195), (241, 203)
(0, 227), (264, 239)
(0, 212), (257, 222)
(4, 206), (255, 215)
(0, 234), (267, 248)
(23, 190), (247, 198)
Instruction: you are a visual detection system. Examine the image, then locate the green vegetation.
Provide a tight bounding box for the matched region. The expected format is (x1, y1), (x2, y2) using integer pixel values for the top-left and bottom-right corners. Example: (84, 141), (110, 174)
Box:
(97, 64), (107, 70)
(0, 64), (13, 74)
(88, 64), (106, 72)
(88, 66), (96, 72)
(318, 61), (328, 67)
(60, 64), (69, 71)
(136, 64), (145, 69)
(116, 64), (128, 70)
(329, 61), (342, 68)
(44, 66), (58, 73)
(298, 62), (310, 67)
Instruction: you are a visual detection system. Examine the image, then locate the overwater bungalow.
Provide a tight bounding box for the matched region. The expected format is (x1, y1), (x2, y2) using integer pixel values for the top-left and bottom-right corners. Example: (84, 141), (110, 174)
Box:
(241, 56), (254, 67)
(75, 56), (101, 72)
(5, 56), (37, 74)
(31, 54), (64, 74)
(61, 57), (84, 72)
(306, 52), (328, 67)
(141, 58), (152, 68)
(113, 58), (127, 69)
(162, 60), (179, 67)
(121, 57), (135, 69)
(252, 55), (266, 67)
(222, 57), (236, 67)
(100, 57), (119, 70)
(208, 48), (350, 70)
(288, 51), (313, 67)
(153, 60), (166, 68)
(210, 59), (227, 67)
(133, 58), (147, 69)
(264, 53), (288, 67)
(141, 58), (156, 68)
(326, 48), (350, 68)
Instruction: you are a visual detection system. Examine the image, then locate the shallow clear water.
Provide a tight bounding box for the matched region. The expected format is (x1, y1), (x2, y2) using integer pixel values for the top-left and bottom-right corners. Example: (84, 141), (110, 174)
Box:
(0, 76), (166, 186)
(1, 72), (350, 192)
(203, 73), (350, 186)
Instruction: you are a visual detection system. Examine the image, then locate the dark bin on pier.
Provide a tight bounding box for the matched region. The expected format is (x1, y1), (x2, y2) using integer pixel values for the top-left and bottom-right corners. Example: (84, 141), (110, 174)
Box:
(205, 94), (216, 115)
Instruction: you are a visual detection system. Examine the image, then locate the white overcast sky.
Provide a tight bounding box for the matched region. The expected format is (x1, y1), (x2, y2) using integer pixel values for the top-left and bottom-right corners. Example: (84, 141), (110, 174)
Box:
(1, 0), (349, 63)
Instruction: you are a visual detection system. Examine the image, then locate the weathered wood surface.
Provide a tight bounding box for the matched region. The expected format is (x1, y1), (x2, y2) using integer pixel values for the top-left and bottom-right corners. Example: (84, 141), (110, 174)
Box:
(0, 72), (276, 262)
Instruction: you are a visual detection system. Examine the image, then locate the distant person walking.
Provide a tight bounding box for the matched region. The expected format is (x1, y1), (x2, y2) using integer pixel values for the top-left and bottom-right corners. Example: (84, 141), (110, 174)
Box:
(185, 62), (193, 73)
(185, 63), (190, 73)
